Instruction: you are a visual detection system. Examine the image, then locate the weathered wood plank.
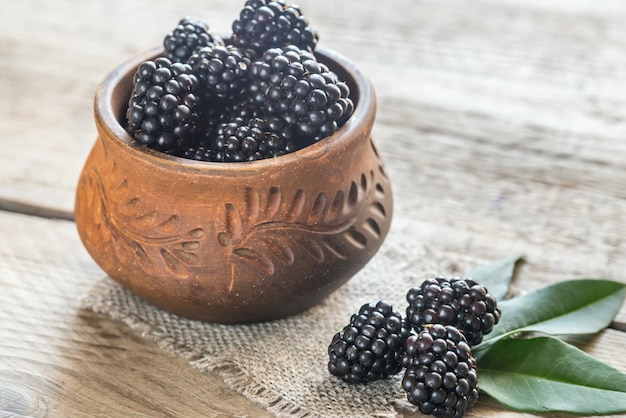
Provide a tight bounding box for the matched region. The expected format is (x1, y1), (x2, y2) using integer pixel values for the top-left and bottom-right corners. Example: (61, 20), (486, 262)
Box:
(386, 101), (626, 323)
(0, 211), (272, 417)
(2, 0), (626, 214)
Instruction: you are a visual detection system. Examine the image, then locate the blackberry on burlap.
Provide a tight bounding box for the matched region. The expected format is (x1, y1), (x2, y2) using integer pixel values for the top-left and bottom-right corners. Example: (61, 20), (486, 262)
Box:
(328, 301), (410, 384)
(401, 324), (478, 418)
(406, 277), (501, 346)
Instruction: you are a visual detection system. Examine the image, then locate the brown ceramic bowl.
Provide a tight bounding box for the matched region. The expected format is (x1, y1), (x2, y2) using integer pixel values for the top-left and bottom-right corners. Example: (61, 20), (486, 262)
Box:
(75, 45), (392, 323)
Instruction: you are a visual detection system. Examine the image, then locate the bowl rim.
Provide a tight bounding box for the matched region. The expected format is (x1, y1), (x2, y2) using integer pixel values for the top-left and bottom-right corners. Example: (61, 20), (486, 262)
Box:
(94, 45), (376, 174)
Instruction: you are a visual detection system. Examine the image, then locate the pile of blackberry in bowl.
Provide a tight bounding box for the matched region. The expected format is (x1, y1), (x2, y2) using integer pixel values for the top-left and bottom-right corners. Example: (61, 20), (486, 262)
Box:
(75, 0), (392, 323)
(125, 2), (354, 162)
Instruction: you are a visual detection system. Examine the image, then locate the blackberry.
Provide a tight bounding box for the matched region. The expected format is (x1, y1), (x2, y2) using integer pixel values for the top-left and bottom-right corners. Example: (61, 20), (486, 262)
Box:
(328, 301), (411, 384)
(163, 18), (222, 63)
(187, 45), (252, 103)
(223, 96), (263, 120)
(219, 100), (295, 148)
(249, 45), (354, 147)
(406, 277), (501, 346)
(232, 0), (319, 56)
(126, 57), (202, 152)
(178, 145), (215, 162)
(210, 117), (295, 162)
(401, 324), (478, 418)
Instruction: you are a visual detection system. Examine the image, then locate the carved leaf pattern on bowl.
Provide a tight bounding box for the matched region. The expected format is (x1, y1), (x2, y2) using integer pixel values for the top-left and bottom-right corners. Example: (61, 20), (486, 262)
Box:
(217, 164), (388, 275)
(81, 160), (205, 278)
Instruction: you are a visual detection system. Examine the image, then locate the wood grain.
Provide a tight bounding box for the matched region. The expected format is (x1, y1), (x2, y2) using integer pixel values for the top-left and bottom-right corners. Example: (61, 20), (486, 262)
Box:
(1, 0), (625, 416)
(0, 211), (273, 417)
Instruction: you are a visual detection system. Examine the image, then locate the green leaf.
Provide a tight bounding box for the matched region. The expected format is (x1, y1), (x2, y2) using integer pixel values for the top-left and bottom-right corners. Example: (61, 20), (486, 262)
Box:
(478, 336), (626, 414)
(465, 255), (523, 301)
(478, 279), (626, 348)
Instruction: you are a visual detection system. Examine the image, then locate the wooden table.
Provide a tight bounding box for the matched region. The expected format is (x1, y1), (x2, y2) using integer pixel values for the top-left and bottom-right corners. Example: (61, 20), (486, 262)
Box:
(1, 0), (625, 416)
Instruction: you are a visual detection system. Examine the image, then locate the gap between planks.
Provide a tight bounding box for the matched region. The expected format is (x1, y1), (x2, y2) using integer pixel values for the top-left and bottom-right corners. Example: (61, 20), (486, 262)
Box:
(0, 198), (74, 221)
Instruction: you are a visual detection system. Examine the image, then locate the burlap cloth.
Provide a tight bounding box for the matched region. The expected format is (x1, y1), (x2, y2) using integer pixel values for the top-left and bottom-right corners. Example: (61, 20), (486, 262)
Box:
(80, 227), (480, 417)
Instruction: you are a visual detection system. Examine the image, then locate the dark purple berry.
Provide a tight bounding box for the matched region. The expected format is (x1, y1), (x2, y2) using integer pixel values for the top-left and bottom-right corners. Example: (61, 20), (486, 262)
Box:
(209, 117), (294, 162)
(249, 45), (354, 148)
(231, 0), (319, 56)
(328, 301), (411, 383)
(406, 277), (501, 345)
(401, 325), (478, 418)
(126, 57), (202, 152)
(187, 44), (251, 103)
(163, 18), (222, 63)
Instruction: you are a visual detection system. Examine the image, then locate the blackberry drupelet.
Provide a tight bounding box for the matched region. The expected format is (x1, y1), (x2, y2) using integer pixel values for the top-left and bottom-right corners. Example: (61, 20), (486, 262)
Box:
(249, 45), (354, 148)
(401, 324), (478, 418)
(210, 117), (295, 162)
(126, 57), (202, 152)
(406, 277), (501, 346)
(187, 45), (252, 103)
(163, 18), (222, 63)
(232, 0), (319, 56)
(328, 301), (411, 384)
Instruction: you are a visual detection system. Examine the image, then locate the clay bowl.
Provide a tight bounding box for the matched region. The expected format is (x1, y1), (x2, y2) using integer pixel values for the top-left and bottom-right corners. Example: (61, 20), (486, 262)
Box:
(75, 45), (393, 323)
